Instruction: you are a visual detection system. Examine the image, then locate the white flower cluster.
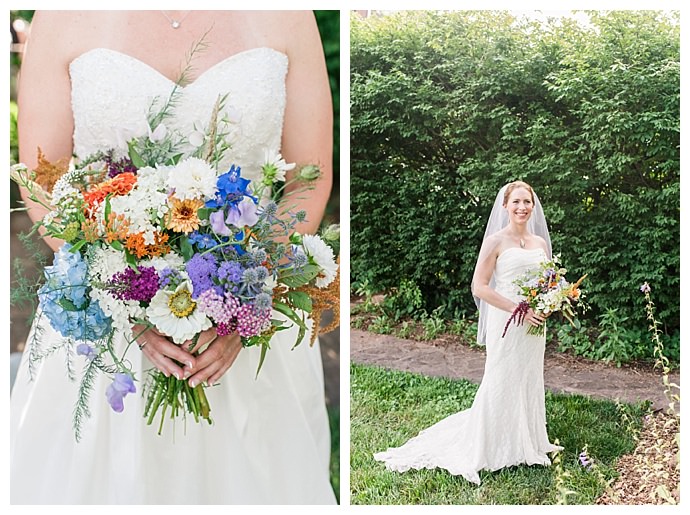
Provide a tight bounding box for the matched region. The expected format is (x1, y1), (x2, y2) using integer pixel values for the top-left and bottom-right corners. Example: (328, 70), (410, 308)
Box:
(166, 157), (218, 201)
(105, 166), (170, 244)
(301, 234), (338, 288)
(87, 246), (142, 341)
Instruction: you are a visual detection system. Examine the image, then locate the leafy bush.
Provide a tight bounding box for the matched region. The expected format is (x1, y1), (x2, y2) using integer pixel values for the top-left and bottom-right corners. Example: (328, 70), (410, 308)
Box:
(381, 278), (424, 321)
(351, 11), (679, 341)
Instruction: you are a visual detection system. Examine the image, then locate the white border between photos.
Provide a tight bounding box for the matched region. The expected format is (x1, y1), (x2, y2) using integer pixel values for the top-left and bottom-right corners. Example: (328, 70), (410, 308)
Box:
(5, 2), (687, 513)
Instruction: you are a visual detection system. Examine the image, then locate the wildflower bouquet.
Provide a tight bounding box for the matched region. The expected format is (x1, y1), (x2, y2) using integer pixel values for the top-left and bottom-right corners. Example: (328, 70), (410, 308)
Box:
(502, 254), (586, 338)
(11, 94), (339, 439)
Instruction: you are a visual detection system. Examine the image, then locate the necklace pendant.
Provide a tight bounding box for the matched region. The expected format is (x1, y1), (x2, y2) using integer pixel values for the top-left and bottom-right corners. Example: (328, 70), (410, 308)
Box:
(520, 239), (525, 248)
(171, 21), (181, 29)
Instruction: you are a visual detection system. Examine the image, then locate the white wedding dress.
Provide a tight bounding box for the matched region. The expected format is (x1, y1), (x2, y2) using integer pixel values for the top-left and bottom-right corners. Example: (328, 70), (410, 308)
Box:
(10, 47), (336, 505)
(374, 247), (562, 484)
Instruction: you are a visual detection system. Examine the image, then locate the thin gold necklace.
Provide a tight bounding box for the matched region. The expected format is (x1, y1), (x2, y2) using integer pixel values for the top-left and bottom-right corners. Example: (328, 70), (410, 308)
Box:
(160, 10), (191, 30)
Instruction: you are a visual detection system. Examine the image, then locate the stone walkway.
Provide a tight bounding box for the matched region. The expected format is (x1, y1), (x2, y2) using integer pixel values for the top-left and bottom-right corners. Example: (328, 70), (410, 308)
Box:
(350, 329), (679, 412)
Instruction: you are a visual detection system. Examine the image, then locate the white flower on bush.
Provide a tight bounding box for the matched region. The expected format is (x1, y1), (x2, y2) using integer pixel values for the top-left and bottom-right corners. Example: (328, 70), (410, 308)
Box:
(301, 234), (337, 288)
(146, 281), (212, 344)
(167, 157), (218, 201)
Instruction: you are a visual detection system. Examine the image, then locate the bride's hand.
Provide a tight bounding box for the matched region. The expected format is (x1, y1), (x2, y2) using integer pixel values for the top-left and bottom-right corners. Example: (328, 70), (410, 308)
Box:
(183, 328), (242, 388)
(133, 324), (197, 380)
(525, 308), (546, 327)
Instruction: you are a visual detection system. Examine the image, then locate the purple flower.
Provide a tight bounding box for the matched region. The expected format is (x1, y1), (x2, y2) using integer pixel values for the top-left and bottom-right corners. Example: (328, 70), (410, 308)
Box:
(186, 253), (221, 299)
(640, 282), (651, 294)
(209, 210), (232, 237)
(107, 266), (159, 302)
(159, 267), (183, 289)
(224, 197), (259, 228)
(106, 373), (136, 413)
(76, 343), (98, 361)
(105, 150), (138, 178)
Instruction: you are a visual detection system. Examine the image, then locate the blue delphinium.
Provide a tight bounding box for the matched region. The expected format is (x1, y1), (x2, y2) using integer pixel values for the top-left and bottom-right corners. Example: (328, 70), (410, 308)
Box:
(38, 244), (111, 341)
(205, 165), (256, 209)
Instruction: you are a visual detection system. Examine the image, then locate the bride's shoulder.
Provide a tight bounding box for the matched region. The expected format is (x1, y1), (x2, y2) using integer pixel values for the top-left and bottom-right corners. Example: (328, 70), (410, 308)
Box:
(27, 12), (107, 69)
(532, 234), (548, 251)
(483, 232), (509, 256)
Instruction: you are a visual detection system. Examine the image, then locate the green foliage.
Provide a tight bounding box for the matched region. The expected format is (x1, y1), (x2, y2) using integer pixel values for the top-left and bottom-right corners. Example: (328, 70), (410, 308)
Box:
(351, 11), (679, 340)
(351, 363), (645, 504)
(314, 10), (340, 219)
(328, 406), (340, 503)
(381, 278), (424, 321)
(419, 306), (446, 340)
(369, 315), (394, 335)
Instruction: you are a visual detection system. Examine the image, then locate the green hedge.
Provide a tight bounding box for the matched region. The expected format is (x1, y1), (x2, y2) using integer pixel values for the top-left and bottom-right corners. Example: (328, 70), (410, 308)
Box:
(351, 11), (679, 336)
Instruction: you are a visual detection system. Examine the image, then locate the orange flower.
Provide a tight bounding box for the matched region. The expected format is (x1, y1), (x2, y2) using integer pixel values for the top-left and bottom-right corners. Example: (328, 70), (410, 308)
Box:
(125, 231), (170, 259)
(167, 197), (203, 233)
(33, 147), (70, 194)
(81, 218), (100, 243)
(83, 172), (137, 209)
(104, 212), (130, 243)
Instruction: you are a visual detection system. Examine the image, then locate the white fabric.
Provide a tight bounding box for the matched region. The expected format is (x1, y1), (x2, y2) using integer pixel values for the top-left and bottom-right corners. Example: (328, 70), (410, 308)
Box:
(472, 184), (551, 345)
(10, 47), (336, 505)
(374, 247), (562, 484)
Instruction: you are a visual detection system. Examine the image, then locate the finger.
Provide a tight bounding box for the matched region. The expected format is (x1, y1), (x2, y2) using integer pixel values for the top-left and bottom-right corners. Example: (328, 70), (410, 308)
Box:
(142, 334), (194, 378)
(186, 330), (218, 354)
(207, 345), (242, 385)
(187, 338), (241, 387)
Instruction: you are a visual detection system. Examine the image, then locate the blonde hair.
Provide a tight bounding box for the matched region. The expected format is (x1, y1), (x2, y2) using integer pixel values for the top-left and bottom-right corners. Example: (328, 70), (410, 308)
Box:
(502, 180), (535, 206)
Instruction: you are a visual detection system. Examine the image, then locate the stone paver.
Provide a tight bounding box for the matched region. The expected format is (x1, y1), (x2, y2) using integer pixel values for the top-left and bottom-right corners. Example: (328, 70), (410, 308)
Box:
(350, 329), (679, 412)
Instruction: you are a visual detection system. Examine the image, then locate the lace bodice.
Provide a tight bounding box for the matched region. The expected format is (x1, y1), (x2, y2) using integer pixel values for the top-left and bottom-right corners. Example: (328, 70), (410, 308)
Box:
(494, 247), (546, 302)
(69, 47), (288, 181)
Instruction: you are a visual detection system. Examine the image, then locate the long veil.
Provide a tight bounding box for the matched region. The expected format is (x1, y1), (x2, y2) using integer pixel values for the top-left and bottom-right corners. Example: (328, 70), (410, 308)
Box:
(471, 184), (551, 345)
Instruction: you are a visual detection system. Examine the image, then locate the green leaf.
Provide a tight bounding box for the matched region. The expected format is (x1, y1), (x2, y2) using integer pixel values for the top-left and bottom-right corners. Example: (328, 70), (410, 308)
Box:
(103, 195), (112, 224)
(58, 298), (81, 312)
(69, 240), (87, 253)
(286, 290), (313, 313)
(180, 237), (193, 261)
(255, 341), (269, 378)
(273, 301), (307, 329)
(127, 140), (146, 168)
(110, 240), (123, 251)
(278, 264), (320, 288)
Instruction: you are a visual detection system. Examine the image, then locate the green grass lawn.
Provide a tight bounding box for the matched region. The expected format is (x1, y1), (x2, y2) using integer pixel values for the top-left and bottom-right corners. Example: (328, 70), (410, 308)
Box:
(329, 405), (340, 503)
(350, 363), (646, 505)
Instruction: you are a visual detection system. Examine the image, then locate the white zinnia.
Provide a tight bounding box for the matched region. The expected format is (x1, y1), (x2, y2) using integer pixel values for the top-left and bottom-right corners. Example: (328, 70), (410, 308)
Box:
(263, 149), (295, 183)
(146, 281), (212, 344)
(301, 234), (338, 288)
(167, 157), (218, 201)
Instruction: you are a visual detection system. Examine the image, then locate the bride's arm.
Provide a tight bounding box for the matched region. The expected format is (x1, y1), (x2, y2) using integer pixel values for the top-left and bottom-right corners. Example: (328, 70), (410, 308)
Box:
(16, 11), (79, 253)
(279, 11), (333, 235)
(472, 246), (519, 313)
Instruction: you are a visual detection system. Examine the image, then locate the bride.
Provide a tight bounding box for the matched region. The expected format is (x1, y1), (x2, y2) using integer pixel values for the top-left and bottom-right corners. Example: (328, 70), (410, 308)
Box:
(374, 181), (562, 485)
(11, 11), (336, 504)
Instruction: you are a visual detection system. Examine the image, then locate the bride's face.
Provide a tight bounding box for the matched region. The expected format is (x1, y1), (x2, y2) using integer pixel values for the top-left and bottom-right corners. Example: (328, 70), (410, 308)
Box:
(504, 187), (534, 225)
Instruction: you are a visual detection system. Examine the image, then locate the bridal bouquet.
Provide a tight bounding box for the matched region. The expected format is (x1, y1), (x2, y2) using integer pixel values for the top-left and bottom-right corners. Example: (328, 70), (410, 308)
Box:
(502, 255), (587, 338)
(11, 96), (339, 439)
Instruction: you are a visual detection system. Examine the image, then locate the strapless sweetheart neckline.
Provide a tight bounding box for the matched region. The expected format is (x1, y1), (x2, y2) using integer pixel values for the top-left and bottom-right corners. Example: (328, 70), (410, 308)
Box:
(69, 46), (287, 87)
